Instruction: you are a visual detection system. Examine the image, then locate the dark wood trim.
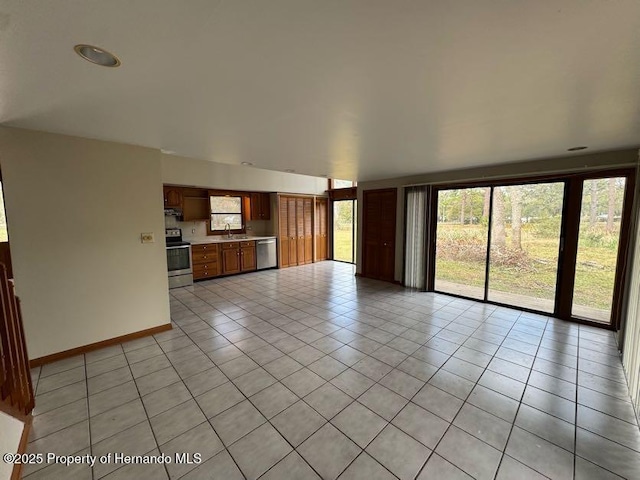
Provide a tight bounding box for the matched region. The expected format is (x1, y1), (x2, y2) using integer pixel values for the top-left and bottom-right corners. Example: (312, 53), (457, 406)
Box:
(426, 187), (438, 291)
(429, 167), (636, 191)
(483, 187), (494, 302)
(612, 170), (636, 331)
(29, 323), (172, 368)
(401, 190), (408, 285)
(10, 414), (32, 480)
(328, 187), (357, 201)
(557, 179), (582, 319)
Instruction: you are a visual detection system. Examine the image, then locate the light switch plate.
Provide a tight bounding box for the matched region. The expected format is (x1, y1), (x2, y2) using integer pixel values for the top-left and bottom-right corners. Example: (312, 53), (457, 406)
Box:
(141, 232), (155, 244)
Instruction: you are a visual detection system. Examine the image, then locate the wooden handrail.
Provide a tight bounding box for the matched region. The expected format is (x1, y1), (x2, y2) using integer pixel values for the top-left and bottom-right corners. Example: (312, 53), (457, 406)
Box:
(0, 263), (34, 417)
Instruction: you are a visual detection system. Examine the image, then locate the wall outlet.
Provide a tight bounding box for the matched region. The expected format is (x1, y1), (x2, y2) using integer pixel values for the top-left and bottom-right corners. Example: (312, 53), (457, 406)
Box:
(141, 232), (155, 244)
(191, 228), (196, 234)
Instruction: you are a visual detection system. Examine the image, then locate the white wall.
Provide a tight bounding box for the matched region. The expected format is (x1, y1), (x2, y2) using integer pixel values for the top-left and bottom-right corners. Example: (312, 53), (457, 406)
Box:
(0, 411), (23, 480)
(0, 127), (170, 359)
(357, 149), (640, 281)
(161, 154), (328, 195)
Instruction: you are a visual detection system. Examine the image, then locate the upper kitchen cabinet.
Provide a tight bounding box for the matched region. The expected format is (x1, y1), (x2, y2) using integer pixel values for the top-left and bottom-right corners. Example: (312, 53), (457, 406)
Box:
(182, 188), (210, 222)
(250, 192), (271, 220)
(163, 186), (183, 208)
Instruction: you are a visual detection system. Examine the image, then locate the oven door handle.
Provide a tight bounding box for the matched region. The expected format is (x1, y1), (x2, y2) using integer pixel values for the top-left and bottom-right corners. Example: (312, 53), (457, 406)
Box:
(166, 245), (190, 250)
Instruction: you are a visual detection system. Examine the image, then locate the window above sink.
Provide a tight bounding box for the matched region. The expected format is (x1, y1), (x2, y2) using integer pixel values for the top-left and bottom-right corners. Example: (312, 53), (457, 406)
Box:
(209, 194), (245, 235)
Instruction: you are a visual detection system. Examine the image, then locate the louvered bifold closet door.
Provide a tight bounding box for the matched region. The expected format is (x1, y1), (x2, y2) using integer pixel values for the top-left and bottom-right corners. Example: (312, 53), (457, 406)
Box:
(279, 197), (290, 267)
(288, 197), (298, 265)
(304, 198), (313, 264)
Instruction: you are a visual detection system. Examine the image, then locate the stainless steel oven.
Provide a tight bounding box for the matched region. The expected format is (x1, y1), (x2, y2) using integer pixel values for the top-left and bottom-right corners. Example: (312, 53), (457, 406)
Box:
(166, 228), (193, 288)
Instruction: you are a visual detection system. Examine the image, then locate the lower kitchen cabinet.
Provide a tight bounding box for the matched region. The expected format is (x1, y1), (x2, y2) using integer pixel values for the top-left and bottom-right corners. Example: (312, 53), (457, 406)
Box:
(192, 240), (257, 280)
(192, 244), (221, 280)
(240, 241), (256, 271)
(222, 242), (241, 274)
(221, 241), (256, 274)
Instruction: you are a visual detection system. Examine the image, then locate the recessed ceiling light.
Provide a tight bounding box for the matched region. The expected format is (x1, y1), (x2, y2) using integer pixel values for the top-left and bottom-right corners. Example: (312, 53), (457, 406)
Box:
(161, 149), (177, 155)
(567, 146), (588, 151)
(285, 169), (295, 173)
(74, 44), (121, 67)
(241, 162), (253, 166)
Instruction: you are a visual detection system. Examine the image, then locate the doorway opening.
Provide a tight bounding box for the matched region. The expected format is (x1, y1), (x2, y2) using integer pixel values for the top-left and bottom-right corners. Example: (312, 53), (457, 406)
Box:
(333, 200), (356, 264)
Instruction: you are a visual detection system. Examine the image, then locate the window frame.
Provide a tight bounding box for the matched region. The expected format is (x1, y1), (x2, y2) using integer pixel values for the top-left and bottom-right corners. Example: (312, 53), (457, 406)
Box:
(208, 194), (246, 235)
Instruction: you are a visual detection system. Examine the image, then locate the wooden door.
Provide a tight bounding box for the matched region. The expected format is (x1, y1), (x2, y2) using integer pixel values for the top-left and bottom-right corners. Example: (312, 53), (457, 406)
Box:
(259, 193), (271, 220)
(315, 198), (328, 261)
(279, 197), (290, 267)
(222, 246), (241, 274)
(241, 244), (256, 271)
(163, 186), (182, 208)
(250, 193), (262, 221)
(287, 197), (298, 265)
(304, 198), (313, 264)
(362, 189), (396, 282)
(296, 198), (305, 265)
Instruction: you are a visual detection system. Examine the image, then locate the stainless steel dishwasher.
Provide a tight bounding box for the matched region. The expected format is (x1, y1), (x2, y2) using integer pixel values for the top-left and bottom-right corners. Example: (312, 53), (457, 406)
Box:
(256, 238), (277, 269)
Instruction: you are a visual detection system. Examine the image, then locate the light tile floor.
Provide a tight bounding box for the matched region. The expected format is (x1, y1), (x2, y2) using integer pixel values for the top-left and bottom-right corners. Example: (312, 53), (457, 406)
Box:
(24, 262), (640, 479)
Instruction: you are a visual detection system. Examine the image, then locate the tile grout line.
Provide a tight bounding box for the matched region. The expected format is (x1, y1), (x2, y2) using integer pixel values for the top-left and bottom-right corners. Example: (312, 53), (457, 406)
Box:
(489, 313), (551, 480)
(171, 293), (319, 480)
(573, 327), (580, 480)
(411, 307), (534, 480)
(82, 354), (96, 480)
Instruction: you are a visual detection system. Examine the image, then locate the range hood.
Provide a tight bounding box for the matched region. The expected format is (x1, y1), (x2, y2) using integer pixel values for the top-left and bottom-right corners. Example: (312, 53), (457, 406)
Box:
(164, 208), (183, 217)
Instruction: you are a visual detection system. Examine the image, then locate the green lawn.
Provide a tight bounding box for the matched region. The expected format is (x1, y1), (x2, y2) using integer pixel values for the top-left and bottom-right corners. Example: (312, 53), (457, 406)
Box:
(333, 228), (354, 263)
(435, 223), (619, 311)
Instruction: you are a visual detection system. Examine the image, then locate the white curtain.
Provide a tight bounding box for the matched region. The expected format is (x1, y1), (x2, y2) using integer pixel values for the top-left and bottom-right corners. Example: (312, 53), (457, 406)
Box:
(404, 186), (427, 289)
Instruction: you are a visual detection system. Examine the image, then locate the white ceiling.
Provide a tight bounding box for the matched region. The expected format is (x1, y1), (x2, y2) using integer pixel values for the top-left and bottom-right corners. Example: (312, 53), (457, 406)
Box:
(1, 1), (639, 182)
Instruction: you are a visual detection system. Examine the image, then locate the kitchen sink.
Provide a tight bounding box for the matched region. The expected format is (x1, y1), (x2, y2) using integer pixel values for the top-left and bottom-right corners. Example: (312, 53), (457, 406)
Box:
(231, 235), (249, 239)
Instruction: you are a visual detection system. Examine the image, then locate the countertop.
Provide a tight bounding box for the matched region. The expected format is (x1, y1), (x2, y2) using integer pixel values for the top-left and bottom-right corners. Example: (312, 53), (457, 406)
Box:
(188, 235), (277, 245)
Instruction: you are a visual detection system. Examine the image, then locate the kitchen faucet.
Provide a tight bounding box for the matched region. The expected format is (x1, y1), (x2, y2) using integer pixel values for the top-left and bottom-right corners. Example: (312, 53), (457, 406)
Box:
(225, 223), (232, 238)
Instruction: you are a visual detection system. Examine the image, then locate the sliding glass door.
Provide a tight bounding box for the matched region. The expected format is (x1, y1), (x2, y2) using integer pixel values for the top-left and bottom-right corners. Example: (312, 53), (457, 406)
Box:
(430, 171), (634, 327)
(434, 188), (489, 300)
(487, 183), (565, 313)
(572, 177), (627, 323)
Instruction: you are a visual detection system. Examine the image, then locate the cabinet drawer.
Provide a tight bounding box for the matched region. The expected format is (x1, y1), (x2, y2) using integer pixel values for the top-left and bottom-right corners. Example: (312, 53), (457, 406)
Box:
(240, 241), (255, 248)
(222, 242), (240, 249)
(192, 251), (219, 264)
(193, 263), (220, 278)
(191, 244), (219, 254)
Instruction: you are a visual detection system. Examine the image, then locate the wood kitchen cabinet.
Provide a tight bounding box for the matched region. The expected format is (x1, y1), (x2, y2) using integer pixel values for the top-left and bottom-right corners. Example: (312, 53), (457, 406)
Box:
(362, 188), (396, 282)
(191, 244), (221, 280)
(250, 193), (271, 220)
(163, 186), (183, 208)
(221, 242), (241, 274)
(182, 188), (210, 221)
(279, 195), (313, 268)
(221, 241), (256, 274)
(315, 198), (328, 261)
(240, 241), (257, 271)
